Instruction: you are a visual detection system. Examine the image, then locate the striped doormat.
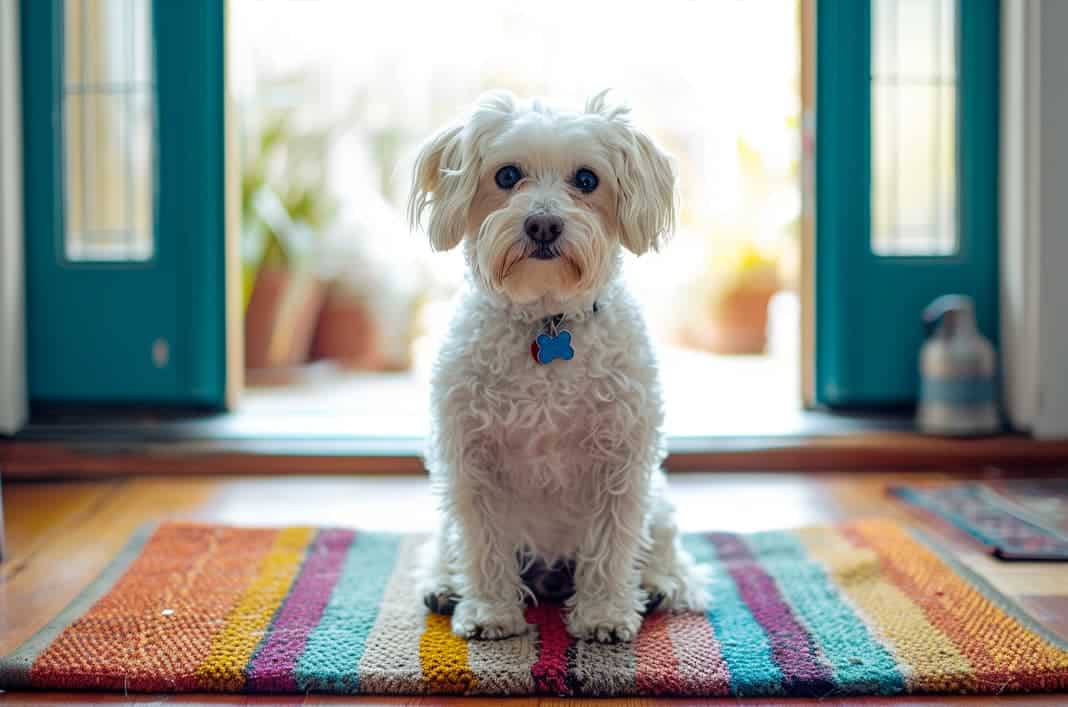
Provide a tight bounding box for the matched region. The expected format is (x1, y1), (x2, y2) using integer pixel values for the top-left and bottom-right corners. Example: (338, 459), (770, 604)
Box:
(3, 519), (1068, 697)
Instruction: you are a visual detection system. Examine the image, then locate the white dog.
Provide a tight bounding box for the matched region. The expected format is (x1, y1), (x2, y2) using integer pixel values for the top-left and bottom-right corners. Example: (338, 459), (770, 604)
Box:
(408, 91), (707, 644)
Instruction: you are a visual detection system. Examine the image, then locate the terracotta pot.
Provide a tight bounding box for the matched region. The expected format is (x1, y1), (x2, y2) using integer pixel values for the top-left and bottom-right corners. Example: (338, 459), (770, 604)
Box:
(684, 286), (778, 355)
(244, 267), (326, 371)
(309, 288), (385, 370)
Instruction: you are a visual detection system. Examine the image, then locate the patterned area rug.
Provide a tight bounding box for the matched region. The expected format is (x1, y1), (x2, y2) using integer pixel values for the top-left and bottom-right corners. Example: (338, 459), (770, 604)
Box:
(892, 479), (1068, 560)
(3, 519), (1068, 697)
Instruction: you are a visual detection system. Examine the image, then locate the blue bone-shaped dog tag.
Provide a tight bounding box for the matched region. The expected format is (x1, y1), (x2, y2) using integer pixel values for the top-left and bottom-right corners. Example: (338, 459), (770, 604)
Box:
(532, 330), (574, 364)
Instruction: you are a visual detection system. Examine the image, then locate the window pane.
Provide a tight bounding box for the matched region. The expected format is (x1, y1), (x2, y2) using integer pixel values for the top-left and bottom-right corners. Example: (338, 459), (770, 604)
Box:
(871, 0), (956, 257)
(86, 0), (134, 85)
(63, 0), (154, 262)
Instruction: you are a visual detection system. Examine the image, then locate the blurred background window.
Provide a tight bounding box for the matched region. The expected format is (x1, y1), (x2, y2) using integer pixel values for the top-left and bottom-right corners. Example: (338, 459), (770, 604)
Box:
(231, 0), (802, 437)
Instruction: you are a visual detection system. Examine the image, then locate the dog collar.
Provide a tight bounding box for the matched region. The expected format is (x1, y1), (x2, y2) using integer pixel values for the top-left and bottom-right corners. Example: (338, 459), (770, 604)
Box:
(530, 302), (598, 365)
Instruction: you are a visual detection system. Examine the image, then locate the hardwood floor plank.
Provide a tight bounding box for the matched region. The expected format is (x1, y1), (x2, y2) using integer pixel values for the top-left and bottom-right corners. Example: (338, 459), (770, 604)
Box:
(1, 479), (216, 656)
(1, 479), (123, 566)
(957, 553), (1068, 598)
(1018, 595), (1068, 644)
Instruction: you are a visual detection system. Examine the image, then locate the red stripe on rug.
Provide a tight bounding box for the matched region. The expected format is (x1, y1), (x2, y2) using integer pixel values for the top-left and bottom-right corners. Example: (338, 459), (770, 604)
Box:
(526, 603), (573, 695)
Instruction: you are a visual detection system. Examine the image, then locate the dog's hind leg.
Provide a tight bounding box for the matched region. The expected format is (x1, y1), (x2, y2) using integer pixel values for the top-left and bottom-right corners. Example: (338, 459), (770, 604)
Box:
(640, 474), (709, 612)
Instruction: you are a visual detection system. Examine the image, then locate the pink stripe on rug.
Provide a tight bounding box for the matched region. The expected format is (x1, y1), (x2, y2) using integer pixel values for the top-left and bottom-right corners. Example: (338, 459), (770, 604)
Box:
(667, 611), (731, 695)
(635, 611), (681, 694)
(707, 532), (834, 696)
(245, 528), (356, 691)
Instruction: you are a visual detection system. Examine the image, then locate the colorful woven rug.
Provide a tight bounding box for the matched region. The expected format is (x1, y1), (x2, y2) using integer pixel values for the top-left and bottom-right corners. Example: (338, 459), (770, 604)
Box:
(3, 519), (1068, 697)
(892, 479), (1068, 560)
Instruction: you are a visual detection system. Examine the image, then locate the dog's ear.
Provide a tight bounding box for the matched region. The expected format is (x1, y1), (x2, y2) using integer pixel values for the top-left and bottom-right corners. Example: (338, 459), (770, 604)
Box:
(408, 92), (516, 252)
(618, 130), (676, 255)
(407, 122), (468, 251)
(587, 91), (677, 256)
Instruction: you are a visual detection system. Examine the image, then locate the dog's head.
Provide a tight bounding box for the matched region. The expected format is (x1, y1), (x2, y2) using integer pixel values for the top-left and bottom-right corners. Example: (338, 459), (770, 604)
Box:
(408, 91), (676, 305)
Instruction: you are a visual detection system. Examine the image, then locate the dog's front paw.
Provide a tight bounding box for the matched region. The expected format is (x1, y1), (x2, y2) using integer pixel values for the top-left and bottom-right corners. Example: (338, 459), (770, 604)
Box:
(423, 587), (461, 615)
(565, 598), (644, 643)
(641, 567), (710, 613)
(451, 599), (530, 640)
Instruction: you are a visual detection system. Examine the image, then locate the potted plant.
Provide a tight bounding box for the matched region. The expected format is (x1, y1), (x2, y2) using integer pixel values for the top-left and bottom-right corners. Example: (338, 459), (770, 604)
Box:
(678, 238), (783, 355)
(240, 111), (336, 376)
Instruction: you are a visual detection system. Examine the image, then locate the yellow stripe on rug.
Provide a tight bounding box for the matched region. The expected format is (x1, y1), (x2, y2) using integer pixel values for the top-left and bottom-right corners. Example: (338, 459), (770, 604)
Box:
(796, 525), (977, 693)
(195, 526), (315, 691)
(420, 612), (477, 694)
(849, 519), (1068, 687)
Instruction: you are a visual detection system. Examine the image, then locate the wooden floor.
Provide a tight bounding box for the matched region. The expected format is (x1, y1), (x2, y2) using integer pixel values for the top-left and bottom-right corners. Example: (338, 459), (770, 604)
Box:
(2, 470), (1068, 705)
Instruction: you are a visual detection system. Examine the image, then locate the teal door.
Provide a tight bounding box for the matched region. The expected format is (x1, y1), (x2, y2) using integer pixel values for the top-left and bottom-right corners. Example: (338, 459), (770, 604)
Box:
(815, 0), (999, 407)
(21, 0), (227, 405)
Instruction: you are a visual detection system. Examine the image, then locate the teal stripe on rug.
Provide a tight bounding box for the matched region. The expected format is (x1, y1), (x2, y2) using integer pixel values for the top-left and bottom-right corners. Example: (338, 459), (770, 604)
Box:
(294, 532), (402, 693)
(682, 534), (783, 696)
(744, 530), (906, 695)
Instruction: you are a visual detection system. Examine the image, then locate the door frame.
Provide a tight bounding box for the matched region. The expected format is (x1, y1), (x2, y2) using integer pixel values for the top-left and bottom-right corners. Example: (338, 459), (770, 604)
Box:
(1, 0), (27, 435)
(1000, 0), (1068, 439)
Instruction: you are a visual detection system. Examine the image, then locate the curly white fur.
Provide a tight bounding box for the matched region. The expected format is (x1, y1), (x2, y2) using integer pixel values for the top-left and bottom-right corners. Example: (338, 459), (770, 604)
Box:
(409, 90), (707, 643)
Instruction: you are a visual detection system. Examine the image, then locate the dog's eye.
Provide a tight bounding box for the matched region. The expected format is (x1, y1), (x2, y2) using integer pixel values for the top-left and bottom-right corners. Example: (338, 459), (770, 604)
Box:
(495, 165), (522, 190)
(573, 168), (599, 194)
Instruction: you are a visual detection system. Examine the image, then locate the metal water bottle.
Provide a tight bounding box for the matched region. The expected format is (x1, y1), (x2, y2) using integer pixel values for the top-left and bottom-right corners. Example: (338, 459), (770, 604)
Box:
(917, 294), (999, 435)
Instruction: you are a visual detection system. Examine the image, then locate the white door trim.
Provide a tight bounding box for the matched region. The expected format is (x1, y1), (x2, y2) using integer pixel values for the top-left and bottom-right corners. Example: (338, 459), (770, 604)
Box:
(1000, 0), (1068, 439)
(0, 0), (27, 436)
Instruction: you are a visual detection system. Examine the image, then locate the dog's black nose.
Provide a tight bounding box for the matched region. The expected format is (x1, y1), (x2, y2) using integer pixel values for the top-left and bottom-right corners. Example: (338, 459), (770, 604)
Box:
(524, 213), (564, 244)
